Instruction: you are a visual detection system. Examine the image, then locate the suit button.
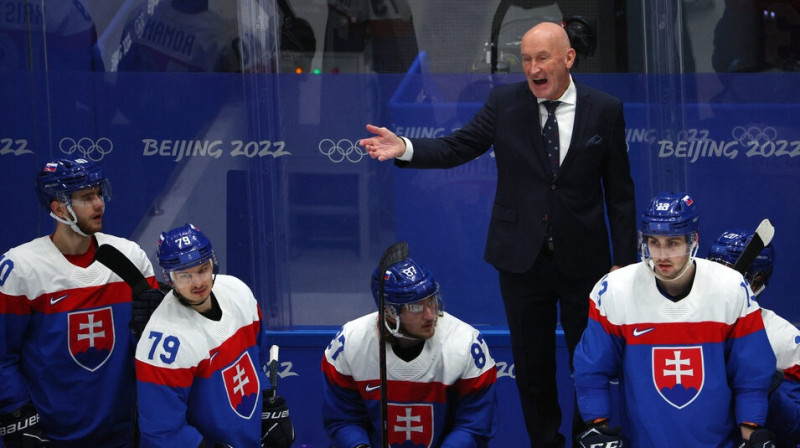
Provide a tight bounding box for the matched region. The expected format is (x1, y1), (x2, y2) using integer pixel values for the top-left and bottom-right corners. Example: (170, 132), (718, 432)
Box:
(550, 184), (556, 190)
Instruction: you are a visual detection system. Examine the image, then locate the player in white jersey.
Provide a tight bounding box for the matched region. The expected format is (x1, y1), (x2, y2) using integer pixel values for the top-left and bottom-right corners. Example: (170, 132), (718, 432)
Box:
(321, 255), (498, 447)
(573, 192), (777, 448)
(135, 223), (294, 448)
(708, 229), (800, 448)
(0, 157), (159, 447)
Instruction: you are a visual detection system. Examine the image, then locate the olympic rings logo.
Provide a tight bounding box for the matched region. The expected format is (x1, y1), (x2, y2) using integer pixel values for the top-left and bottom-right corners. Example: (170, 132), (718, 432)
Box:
(59, 137), (114, 162)
(318, 138), (367, 163)
(731, 126), (778, 146)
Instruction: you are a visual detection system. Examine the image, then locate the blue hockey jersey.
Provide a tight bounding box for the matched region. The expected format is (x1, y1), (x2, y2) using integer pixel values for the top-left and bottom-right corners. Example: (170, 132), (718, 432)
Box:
(574, 258), (776, 448)
(0, 234), (157, 447)
(321, 311), (498, 448)
(135, 274), (269, 447)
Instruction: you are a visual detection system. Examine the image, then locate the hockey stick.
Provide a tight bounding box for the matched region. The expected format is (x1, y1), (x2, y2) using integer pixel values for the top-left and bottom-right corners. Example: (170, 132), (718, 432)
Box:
(732, 219), (775, 275)
(93, 243), (151, 447)
(377, 241), (408, 447)
(94, 244), (150, 295)
(268, 345), (280, 403)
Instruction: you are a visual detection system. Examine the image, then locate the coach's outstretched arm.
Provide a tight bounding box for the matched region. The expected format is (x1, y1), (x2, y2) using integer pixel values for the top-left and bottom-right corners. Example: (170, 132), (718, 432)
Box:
(361, 124), (407, 161)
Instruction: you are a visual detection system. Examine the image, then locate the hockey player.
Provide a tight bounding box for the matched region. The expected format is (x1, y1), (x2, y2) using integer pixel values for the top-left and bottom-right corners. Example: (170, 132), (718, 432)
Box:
(573, 192), (777, 448)
(134, 224), (294, 448)
(321, 256), (499, 447)
(0, 157), (159, 447)
(708, 229), (800, 448)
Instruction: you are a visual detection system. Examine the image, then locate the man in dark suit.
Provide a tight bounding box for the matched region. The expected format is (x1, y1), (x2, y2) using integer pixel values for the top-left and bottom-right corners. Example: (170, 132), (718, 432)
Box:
(361, 22), (637, 447)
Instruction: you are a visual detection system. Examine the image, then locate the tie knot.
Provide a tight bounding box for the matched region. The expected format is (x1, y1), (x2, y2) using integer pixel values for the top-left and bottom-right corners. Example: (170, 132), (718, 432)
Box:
(543, 100), (560, 114)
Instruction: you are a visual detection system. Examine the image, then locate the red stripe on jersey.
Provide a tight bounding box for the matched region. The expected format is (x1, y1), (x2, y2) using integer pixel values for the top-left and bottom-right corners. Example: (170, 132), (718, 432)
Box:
(588, 299), (625, 338)
(136, 359), (196, 388)
(452, 366), (497, 396)
(380, 379), (447, 403)
(196, 320), (261, 378)
(730, 309), (767, 338)
(321, 356), (358, 390)
(624, 321), (730, 345)
(31, 282), (133, 313)
(783, 364), (800, 382)
(0, 291), (32, 315)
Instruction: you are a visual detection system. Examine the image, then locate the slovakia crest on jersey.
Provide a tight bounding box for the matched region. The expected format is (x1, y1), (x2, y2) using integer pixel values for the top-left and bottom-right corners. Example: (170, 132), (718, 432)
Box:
(388, 403), (434, 448)
(222, 351), (261, 419)
(68, 307), (115, 372)
(652, 346), (704, 409)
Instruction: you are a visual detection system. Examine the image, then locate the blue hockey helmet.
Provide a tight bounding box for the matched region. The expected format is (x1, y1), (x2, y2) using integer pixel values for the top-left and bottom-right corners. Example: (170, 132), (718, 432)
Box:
(639, 192), (699, 237)
(156, 223), (219, 284)
(370, 258), (440, 315)
(708, 229), (775, 295)
(639, 192), (700, 270)
(35, 157), (111, 211)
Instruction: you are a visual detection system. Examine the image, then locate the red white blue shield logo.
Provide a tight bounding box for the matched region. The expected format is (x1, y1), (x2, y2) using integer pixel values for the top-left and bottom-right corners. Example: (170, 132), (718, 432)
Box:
(222, 351), (261, 419)
(68, 307), (115, 372)
(388, 403), (434, 447)
(652, 346), (704, 409)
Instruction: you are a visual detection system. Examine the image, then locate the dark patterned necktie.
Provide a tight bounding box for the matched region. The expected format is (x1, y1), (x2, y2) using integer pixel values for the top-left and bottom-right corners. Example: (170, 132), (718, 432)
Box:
(542, 100), (561, 174)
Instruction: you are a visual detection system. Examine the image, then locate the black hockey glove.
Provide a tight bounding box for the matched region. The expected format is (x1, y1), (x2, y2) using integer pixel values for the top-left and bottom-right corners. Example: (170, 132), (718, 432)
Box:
(737, 428), (776, 448)
(261, 394), (294, 448)
(575, 425), (624, 448)
(129, 288), (165, 338)
(0, 402), (49, 447)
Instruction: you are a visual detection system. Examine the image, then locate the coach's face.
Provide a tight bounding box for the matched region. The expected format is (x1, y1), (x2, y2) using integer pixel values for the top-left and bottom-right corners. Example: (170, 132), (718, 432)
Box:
(521, 22), (575, 101)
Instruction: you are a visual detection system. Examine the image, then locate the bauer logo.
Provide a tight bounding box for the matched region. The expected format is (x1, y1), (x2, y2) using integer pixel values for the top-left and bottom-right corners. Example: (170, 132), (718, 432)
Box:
(652, 346), (704, 409)
(68, 307), (115, 372)
(222, 351), (261, 419)
(388, 403), (434, 447)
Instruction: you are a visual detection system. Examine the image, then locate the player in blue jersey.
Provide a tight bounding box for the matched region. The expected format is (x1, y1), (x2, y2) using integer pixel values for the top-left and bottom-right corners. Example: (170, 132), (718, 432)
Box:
(708, 229), (800, 448)
(573, 192), (777, 448)
(134, 223), (294, 448)
(0, 157), (159, 447)
(321, 255), (498, 447)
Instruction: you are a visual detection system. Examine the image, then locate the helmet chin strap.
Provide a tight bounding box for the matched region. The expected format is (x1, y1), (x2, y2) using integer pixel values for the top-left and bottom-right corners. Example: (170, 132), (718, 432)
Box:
(50, 206), (91, 237)
(383, 311), (422, 341)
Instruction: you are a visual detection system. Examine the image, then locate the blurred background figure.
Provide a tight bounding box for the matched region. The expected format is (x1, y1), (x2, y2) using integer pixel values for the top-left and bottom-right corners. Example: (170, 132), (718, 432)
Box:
(109, 0), (276, 72)
(713, 0), (800, 73)
(322, 0), (418, 73)
(0, 0), (103, 71)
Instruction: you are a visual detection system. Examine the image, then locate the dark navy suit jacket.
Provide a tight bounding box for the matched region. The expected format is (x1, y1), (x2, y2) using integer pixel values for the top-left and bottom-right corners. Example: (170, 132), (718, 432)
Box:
(398, 80), (638, 278)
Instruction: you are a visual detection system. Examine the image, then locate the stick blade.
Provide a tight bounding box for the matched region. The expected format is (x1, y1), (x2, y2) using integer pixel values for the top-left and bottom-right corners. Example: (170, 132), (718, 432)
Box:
(378, 241), (409, 272)
(732, 219), (774, 274)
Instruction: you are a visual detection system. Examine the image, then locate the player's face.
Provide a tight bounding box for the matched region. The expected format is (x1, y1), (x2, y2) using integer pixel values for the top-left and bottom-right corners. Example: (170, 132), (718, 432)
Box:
(171, 260), (214, 308)
(398, 295), (438, 340)
(647, 235), (691, 279)
(521, 25), (575, 100)
(68, 186), (105, 234)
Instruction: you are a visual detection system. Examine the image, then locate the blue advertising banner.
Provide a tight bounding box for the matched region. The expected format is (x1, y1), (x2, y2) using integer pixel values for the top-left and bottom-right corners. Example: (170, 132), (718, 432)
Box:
(0, 66), (797, 447)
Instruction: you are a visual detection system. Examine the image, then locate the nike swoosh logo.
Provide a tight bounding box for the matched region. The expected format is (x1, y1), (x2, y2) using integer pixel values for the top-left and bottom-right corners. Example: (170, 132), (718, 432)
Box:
(50, 294), (69, 305)
(365, 384), (380, 392)
(633, 327), (655, 337)
(210, 351), (220, 362)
